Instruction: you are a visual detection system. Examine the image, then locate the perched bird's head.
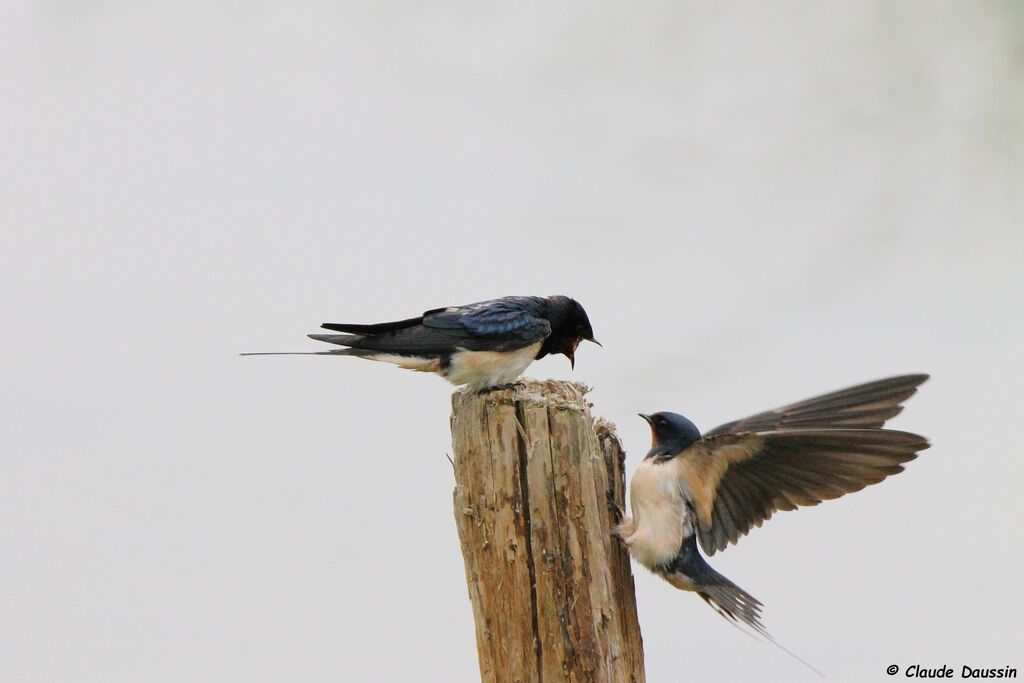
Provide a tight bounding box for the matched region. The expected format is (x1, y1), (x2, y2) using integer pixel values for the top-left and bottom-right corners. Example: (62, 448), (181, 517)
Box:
(540, 296), (600, 368)
(639, 412), (702, 457)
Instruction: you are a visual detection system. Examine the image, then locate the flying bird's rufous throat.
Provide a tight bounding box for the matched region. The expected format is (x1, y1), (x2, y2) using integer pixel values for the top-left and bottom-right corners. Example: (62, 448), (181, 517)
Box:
(619, 375), (929, 675)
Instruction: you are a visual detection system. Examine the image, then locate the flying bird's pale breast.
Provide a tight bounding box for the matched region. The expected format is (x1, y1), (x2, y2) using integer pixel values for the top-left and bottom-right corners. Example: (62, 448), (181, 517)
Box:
(614, 375), (929, 661)
(617, 458), (694, 572)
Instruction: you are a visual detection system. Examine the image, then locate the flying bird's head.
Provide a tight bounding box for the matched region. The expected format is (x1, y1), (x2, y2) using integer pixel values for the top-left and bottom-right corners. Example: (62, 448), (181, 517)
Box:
(639, 412), (702, 458)
(540, 296), (599, 368)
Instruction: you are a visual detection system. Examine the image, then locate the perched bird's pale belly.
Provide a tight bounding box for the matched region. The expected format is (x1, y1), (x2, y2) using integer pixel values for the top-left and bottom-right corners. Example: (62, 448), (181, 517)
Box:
(445, 341), (543, 390)
(617, 458), (694, 572)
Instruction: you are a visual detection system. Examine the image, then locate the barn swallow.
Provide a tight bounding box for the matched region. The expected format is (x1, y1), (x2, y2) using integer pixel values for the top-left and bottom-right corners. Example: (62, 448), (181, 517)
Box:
(616, 374), (929, 647)
(242, 295), (599, 390)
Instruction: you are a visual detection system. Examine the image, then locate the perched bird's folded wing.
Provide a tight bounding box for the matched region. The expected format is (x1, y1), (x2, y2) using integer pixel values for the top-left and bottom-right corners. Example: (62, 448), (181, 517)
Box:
(703, 374), (929, 437)
(421, 297), (552, 345)
(319, 315), (429, 336)
(313, 297), (551, 355)
(675, 430), (929, 556)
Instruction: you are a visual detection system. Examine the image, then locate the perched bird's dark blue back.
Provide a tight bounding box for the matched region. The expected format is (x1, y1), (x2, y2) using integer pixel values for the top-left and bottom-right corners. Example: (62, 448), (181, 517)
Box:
(242, 294), (598, 390)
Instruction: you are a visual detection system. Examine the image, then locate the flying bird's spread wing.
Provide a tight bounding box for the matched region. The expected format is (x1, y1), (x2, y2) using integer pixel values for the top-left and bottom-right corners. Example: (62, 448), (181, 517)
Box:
(312, 297), (552, 355)
(669, 375), (930, 555)
(674, 429), (928, 556)
(703, 374), (929, 437)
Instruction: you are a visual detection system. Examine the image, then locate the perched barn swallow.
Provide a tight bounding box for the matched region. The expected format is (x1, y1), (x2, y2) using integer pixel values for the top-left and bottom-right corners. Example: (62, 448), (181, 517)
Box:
(242, 295), (599, 390)
(616, 374), (929, 645)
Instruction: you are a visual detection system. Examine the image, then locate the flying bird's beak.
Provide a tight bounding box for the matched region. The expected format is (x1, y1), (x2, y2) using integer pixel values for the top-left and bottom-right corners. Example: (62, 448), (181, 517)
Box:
(639, 413), (657, 445)
(567, 349), (575, 370)
(585, 337), (602, 347)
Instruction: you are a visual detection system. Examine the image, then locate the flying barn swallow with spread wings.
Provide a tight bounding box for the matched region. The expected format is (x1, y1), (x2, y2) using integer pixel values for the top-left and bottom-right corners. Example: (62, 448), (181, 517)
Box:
(242, 295), (599, 391)
(616, 374), (929, 642)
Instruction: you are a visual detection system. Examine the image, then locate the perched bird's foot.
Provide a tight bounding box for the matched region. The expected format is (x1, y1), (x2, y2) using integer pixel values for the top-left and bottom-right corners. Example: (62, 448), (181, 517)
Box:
(606, 488), (625, 525)
(476, 382), (523, 395)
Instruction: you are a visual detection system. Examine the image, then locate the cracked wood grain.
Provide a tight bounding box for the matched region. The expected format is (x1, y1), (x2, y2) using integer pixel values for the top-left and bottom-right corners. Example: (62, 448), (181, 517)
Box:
(451, 380), (645, 683)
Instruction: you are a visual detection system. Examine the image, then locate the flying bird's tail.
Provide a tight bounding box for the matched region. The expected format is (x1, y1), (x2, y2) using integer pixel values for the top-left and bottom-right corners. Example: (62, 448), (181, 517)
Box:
(698, 577), (767, 637)
(661, 536), (823, 677)
(697, 572), (823, 677)
(660, 536), (769, 636)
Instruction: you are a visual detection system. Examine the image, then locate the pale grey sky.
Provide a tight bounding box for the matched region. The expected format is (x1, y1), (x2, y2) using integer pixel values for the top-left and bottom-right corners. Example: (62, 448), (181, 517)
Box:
(2, 2), (1022, 682)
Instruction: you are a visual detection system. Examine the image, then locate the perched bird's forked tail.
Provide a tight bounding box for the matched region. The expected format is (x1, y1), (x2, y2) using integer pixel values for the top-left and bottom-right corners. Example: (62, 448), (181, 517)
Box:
(318, 316), (426, 335)
(239, 295), (599, 389)
(239, 349), (359, 357)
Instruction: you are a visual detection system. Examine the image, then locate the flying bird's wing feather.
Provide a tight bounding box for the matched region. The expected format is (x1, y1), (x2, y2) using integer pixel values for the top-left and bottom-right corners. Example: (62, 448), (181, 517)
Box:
(673, 429), (929, 556)
(704, 374), (929, 436)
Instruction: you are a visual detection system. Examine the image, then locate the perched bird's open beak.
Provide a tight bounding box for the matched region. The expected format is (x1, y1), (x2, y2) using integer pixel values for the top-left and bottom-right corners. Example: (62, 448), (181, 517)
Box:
(586, 337), (602, 347)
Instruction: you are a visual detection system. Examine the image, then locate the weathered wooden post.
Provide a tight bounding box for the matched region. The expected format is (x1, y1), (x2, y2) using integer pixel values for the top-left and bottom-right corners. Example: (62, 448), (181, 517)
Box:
(451, 379), (645, 683)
